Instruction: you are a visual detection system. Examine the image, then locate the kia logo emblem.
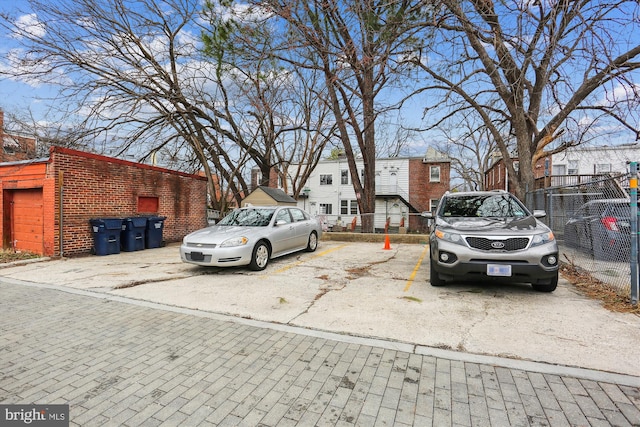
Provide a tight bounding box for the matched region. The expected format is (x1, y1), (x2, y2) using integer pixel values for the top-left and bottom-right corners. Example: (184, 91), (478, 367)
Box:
(491, 241), (505, 249)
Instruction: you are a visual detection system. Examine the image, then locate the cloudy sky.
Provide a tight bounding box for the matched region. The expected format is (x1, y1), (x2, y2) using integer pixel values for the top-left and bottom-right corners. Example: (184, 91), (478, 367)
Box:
(0, 1), (44, 116)
(0, 0), (638, 153)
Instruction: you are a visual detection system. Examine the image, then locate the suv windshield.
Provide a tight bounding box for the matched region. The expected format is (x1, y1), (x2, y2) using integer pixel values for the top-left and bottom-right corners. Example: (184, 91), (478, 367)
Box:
(218, 208), (275, 226)
(440, 194), (528, 218)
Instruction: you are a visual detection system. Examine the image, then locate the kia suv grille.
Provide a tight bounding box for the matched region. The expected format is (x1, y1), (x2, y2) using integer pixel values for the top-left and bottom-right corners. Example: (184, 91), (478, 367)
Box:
(465, 237), (530, 251)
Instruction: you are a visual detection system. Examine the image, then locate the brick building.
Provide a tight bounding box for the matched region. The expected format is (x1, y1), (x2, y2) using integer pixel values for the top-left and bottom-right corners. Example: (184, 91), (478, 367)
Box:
(484, 154), (549, 191)
(284, 148), (451, 232)
(0, 146), (207, 256)
(0, 110), (39, 162)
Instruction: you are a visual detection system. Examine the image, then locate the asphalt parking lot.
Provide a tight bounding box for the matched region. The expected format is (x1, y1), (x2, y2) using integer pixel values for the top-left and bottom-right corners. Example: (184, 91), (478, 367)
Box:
(2, 240), (639, 380)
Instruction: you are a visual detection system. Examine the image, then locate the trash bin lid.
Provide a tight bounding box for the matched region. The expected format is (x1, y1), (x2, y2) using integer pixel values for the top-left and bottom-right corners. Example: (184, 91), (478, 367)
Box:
(90, 218), (123, 229)
(127, 217), (148, 228)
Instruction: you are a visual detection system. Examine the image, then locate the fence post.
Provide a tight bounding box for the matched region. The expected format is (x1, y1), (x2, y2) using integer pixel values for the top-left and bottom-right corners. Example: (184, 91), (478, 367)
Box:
(547, 190), (553, 229)
(630, 162), (638, 306)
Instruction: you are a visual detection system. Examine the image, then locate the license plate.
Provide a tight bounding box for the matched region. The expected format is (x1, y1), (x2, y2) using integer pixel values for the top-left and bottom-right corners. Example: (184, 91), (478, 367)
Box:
(487, 264), (511, 277)
(190, 252), (204, 261)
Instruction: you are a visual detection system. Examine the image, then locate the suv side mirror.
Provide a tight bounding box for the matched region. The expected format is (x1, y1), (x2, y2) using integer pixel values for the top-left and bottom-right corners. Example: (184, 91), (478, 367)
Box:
(421, 211), (434, 219)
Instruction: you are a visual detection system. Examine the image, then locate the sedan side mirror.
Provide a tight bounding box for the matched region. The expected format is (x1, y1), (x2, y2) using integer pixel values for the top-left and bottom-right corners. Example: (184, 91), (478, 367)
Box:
(533, 210), (547, 218)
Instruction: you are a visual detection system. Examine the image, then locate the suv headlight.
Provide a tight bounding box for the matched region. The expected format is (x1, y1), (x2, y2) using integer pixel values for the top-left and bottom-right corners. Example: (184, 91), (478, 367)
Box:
(434, 229), (465, 246)
(531, 231), (555, 247)
(220, 236), (249, 247)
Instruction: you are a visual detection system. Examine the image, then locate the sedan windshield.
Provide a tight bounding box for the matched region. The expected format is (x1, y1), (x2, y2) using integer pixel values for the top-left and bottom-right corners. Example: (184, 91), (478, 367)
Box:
(441, 195), (528, 218)
(218, 208), (275, 226)
(609, 204), (631, 217)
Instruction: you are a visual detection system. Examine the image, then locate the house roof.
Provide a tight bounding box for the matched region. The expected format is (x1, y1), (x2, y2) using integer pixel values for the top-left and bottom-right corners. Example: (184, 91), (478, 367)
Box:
(423, 147), (451, 162)
(2, 135), (20, 147)
(257, 186), (297, 203)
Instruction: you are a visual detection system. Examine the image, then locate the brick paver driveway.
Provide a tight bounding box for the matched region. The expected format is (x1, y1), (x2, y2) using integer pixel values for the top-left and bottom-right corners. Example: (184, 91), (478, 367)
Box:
(1, 281), (639, 426)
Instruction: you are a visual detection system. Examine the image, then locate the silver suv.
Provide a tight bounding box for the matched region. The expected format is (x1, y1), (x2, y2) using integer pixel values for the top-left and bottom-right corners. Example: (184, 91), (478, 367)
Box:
(423, 191), (559, 292)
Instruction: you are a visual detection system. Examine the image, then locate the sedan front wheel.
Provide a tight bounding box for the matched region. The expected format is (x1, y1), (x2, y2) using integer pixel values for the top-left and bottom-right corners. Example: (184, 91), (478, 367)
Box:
(249, 241), (270, 271)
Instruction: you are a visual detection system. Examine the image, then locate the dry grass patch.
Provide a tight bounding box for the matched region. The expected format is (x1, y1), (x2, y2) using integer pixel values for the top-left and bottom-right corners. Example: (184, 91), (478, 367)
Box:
(560, 262), (640, 314)
(0, 249), (40, 264)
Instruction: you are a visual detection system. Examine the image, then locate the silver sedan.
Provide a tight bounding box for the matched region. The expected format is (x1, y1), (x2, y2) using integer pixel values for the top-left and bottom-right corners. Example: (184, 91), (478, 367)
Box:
(180, 206), (322, 270)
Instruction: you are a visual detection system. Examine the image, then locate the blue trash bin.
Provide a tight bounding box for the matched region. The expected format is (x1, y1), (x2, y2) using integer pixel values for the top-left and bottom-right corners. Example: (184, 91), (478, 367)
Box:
(145, 216), (166, 249)
(121, 217), (147, 251)
(90, 218), (123, 255)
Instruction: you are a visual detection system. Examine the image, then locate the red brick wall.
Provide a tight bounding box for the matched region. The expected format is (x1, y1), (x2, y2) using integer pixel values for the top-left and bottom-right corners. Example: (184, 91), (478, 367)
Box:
(408, 159), (450, 230)
(49, 147), (208, 256)
(43, 176), (56, 255)
(408, 159), (450, 210)
(485, 160), (506, 190)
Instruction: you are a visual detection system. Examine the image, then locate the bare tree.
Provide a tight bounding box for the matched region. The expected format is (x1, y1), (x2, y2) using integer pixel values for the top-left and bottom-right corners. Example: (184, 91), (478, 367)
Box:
(409, 96), (512, 190)
(435, 114), (503, 191)
(202, 7), (337, 198)
(0, 108), (82, 157)
(275, 69), (339, 197)
(237, 0), (431, 232)
(409, 0), (640, 199)
(0, 0), (333, 211)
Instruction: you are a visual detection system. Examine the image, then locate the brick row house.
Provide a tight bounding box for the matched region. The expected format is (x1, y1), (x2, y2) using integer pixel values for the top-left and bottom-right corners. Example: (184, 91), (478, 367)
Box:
(0, 146), (208, 256)
(282, 148), (451, 233)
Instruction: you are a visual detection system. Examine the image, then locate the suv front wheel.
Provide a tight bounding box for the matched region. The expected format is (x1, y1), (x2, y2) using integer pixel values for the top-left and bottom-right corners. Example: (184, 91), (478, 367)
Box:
(531, 273), (558, 292)
(429, 258), (446, 287)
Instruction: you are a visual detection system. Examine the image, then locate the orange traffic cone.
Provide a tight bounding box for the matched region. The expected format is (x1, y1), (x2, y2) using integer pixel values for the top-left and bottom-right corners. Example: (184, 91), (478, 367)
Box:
(383, 234), (391, 250)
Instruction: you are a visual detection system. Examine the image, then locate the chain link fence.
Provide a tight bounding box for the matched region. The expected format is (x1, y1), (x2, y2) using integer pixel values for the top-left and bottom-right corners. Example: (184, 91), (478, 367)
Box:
(526, 174), (634, 298)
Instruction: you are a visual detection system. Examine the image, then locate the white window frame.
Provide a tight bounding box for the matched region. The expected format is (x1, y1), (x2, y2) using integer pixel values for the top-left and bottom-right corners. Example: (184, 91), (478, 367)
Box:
(320, 174), (333, 185)
(568, 160), (578, 175)
(340, 200), (349, 215)
(319, 203), (333, 214)
(340, 200), (359, 215)
(341, 169), (349, 185)
(350, 200), (358, 215)
(429, 166), (440, 183)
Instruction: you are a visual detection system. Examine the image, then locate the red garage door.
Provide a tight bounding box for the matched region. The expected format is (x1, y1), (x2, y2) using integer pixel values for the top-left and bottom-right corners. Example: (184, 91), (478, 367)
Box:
(7, 189), (44, 254)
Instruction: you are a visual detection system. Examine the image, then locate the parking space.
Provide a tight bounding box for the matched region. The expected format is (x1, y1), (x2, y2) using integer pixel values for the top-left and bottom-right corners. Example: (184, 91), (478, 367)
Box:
(1, 241), (639, 377)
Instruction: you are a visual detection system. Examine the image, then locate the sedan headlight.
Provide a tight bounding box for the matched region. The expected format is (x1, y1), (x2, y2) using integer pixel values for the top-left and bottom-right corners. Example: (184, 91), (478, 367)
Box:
(434, 229), (465, 245)
(531, 231), (555, 247)
(220, 236), (249, 248)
